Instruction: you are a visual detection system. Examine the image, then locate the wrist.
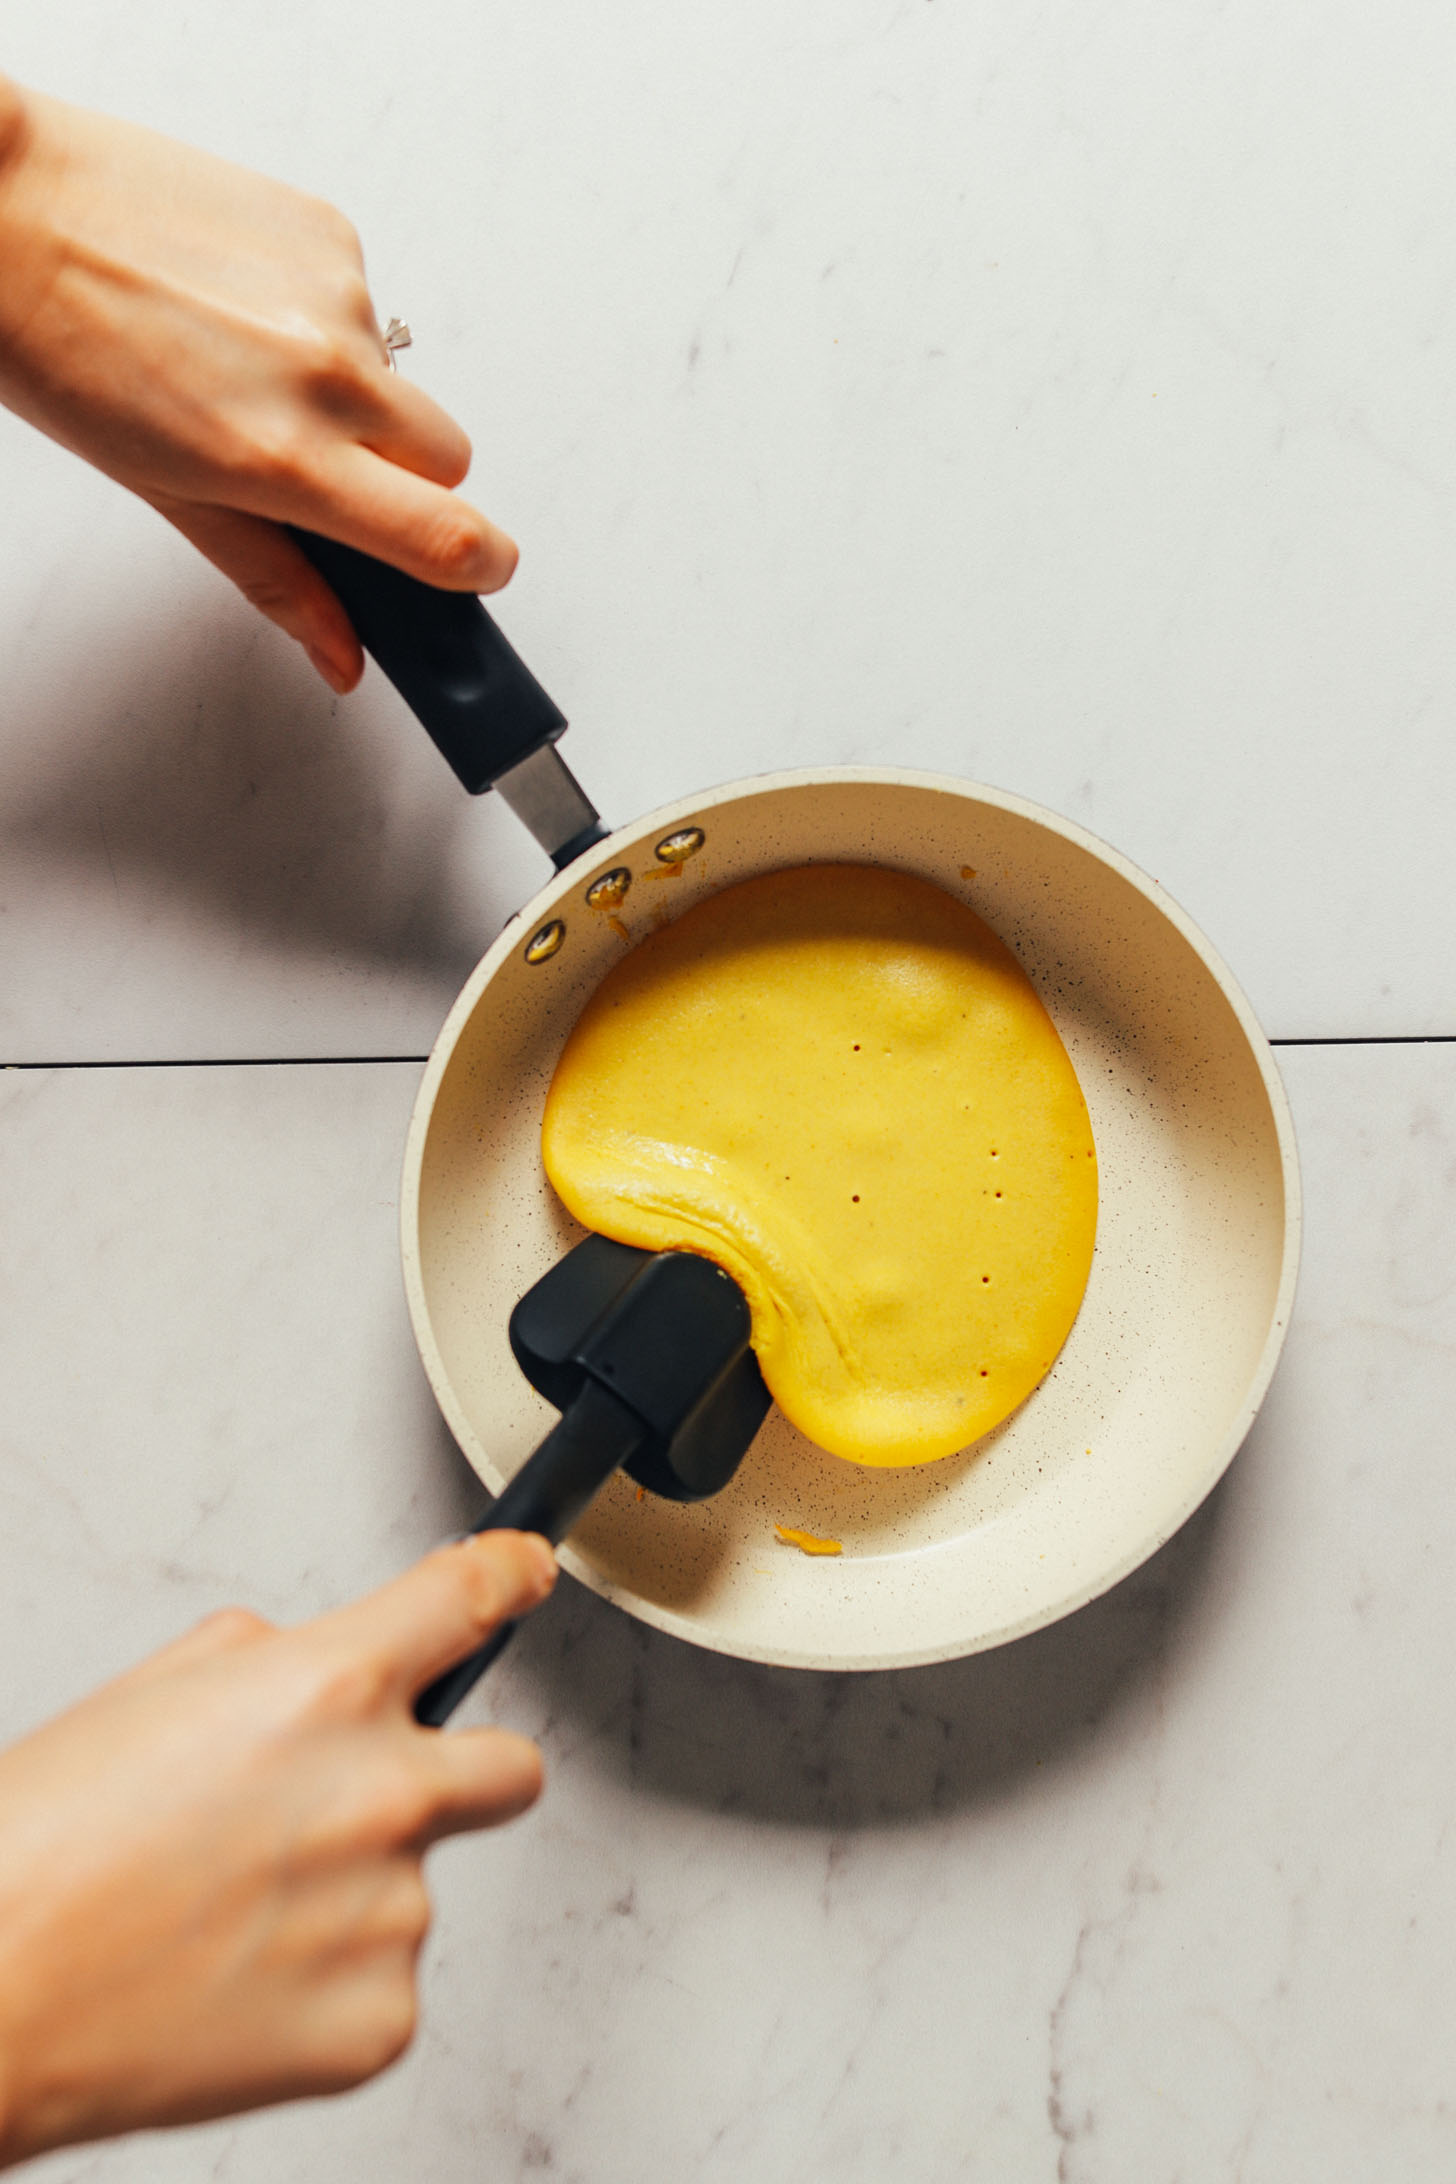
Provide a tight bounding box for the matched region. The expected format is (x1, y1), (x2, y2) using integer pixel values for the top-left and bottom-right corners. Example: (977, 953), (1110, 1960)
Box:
(0, 1879), (68, 2172)
(0, 1976), (30, 2173)
(0, 77), (31, 185)
(0, 1939), (33, 2172)
(0, 1957), (71, 2173)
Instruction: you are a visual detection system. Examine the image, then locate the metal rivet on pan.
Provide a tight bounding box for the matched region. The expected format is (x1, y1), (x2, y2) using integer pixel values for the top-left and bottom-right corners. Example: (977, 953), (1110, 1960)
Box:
(586, 867), (633, 911)
(524, 920), (566, 965)
(655, 827), (705, 865)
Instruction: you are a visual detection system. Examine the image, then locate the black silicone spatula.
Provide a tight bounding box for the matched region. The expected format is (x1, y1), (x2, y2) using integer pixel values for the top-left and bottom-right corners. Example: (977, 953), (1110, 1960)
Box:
(414, 1236), (770, 1725)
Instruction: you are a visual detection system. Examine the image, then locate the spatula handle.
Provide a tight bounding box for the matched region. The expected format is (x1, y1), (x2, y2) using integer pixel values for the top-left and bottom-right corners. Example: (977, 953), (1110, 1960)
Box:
(413, 1380), (646, 1727)
(288, 527), (567, 793)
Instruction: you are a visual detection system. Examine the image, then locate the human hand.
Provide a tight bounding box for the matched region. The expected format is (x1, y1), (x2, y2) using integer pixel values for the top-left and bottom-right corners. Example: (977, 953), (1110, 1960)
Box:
(0, 1530), (556, 2168)
(0, 76), (516, 693)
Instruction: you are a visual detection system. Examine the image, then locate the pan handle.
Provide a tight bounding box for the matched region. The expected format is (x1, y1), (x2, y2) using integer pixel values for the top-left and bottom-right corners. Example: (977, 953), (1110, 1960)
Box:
(413, 1379), (645, 1727)
(287, 527), (568, 795)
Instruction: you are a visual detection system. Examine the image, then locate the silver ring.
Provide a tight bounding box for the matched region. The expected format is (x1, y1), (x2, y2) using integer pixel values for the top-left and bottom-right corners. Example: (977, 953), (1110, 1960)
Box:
(383, 317), (413, 372)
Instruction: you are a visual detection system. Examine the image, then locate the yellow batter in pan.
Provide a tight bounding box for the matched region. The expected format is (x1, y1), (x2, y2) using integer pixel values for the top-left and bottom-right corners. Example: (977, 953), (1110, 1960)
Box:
(542, 864), (1097, 1466)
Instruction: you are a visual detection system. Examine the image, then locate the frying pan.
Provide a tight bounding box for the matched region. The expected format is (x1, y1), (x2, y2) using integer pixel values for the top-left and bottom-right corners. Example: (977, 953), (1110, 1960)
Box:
(298, 534), (1301, 1674)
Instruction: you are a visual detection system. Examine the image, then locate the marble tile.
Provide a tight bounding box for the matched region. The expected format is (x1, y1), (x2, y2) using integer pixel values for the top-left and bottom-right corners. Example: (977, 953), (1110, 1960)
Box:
(1, 1042), (1453, 2180)
(4, 1), (1456, 1058)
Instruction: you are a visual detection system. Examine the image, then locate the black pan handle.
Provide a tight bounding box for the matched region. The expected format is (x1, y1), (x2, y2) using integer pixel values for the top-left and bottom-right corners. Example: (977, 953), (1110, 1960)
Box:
(288, 527), (568, 794)
(413, 1379), (646, 1727)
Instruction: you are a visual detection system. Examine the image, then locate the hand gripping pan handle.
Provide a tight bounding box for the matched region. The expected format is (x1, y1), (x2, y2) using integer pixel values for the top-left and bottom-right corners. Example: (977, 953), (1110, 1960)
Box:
(413, 1240), (771, 1727)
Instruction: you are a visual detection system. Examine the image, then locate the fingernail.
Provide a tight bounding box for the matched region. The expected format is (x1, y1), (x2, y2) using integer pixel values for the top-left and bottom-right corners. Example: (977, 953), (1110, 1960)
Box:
(524, 1534), (557, 1594)
(307, 643), (351, 694)
(479, 530), (519, 593)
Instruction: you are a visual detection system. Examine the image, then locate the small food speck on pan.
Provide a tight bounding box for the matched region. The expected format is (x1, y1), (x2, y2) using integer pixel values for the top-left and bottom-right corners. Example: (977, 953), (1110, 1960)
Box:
(774, 1525), (843, 1556)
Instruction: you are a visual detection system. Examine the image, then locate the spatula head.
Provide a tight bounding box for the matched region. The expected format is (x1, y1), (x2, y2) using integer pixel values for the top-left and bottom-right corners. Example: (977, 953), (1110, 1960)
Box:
(509, 1235), (771, 1502)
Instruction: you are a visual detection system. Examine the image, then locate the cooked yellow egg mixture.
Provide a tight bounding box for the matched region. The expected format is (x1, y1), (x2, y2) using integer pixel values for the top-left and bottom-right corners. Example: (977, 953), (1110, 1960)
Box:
(542, 864), (1097, 1467)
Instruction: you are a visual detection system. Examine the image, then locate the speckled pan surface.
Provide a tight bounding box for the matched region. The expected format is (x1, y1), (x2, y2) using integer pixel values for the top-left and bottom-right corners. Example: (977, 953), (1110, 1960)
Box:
(401, 770), (1300, 1671)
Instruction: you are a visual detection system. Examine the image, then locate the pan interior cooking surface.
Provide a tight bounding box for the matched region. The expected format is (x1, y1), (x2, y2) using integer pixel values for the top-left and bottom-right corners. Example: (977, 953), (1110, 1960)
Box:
(402, 770), (1299, 1672)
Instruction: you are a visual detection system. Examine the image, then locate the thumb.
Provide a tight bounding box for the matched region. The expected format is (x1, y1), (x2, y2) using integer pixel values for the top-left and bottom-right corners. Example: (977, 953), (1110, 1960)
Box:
(146, 494), (364, 693)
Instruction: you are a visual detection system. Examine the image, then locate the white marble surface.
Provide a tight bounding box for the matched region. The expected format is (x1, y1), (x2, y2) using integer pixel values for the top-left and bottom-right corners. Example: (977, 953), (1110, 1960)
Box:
(3, 0), (1456, 1056)
(3, 3), (1456, 2178)
(0, 1044), (1452, 2182)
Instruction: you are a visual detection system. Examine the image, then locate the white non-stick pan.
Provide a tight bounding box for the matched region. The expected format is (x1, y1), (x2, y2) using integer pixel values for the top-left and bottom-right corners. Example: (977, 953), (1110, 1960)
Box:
(298, 536), (1301, 1674)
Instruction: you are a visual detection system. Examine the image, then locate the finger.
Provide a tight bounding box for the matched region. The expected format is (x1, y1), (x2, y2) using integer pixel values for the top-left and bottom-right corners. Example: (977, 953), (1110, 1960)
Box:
(357, 374), (474, 490)
(295, 442), (519, 593)
(323, 1532), (557, 1701)
(149, 496), (364, 692)
(413, 1724), (546, 1843)
(296, 339), (474, 490)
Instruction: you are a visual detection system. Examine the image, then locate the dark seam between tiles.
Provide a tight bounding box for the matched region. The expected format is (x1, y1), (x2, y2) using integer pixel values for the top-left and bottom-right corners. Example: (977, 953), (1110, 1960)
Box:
(1, 1056), (432, 1070)
(1270, 1035), (1456, 1047)
(3, 1036), (1456, 1070)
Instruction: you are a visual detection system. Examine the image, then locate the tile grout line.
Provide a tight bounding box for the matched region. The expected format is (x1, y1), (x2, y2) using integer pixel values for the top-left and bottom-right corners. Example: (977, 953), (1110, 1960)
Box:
(2, 1056), (432, 1070)
(1271, 1034), (1456, 1047)
(3, 1036), (1456, 1071)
